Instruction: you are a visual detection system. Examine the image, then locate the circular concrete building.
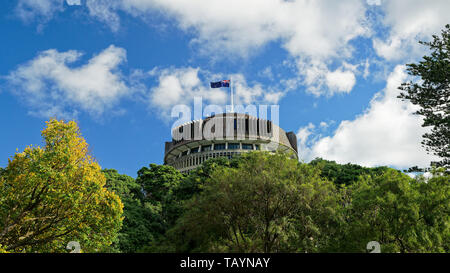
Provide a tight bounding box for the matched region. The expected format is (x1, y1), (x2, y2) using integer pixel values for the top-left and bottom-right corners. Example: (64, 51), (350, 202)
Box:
(164, 113), (298, 173)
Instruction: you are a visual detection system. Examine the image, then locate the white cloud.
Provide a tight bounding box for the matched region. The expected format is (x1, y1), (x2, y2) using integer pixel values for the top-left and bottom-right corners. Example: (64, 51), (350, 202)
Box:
(15, 0), (64, 24)
(373, 0), (450, 61)
(366, 0), (381, 6)
(325, 69), (356, 94)
(15, 1), (450, 102)
(296, 123), (316, 161)
(19, 0), (369, 96)
(16, 0), (369, 58)
(299, 65), (439, 169)
(85, 0), (122, 32)
(299, 60), (358, 96)
(66, 0), (81, 5)
(118, 1), (368, 96)
(258, 67), (274, 81)
(15, 0), (81, 24)
(363, 59), (370, 79)
(231, 74), (285, 105)
(319, 121), (330, 129)
(5, 45), (132, 119)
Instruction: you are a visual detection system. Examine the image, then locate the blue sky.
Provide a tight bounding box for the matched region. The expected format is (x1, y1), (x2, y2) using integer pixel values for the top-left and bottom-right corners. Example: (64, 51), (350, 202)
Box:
(0, 0), (448, 177)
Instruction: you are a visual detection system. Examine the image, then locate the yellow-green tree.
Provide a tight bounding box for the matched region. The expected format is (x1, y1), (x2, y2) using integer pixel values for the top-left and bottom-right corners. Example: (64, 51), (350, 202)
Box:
(0, 119), (123, 253)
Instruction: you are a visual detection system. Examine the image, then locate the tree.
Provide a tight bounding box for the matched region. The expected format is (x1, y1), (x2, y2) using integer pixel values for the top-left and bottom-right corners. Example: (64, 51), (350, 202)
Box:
(398, 24), (450, 170)
(102, 169), (155, 253)
(333, 169), (449, 253)
(133, 164), (187, 252)
(170, 152), (341, 253)
(414, 170), (450, 252)
(0, 119), (123, 253)
(137, 164), (186, 228)
(178, 157), (241, 201)
(309, 158), (390, 186)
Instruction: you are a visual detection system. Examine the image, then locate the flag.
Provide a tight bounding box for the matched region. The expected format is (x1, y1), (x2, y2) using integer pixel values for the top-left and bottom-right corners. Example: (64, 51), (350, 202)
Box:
(210, 80), (230, 88)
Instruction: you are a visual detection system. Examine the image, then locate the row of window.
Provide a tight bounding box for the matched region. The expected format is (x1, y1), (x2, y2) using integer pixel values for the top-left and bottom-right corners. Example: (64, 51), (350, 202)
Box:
(172, 151), (242, 170)
(179, 143), (260, 157)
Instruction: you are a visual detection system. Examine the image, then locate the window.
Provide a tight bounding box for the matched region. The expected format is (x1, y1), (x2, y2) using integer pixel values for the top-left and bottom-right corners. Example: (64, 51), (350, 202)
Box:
(190, 147), (199, 154)
(255, 144), (260, 150)
(202, 145), (212, 152)
(214, 144), (226, 150)
(242, 144), (253, 150)
(228, 143), (240, 150)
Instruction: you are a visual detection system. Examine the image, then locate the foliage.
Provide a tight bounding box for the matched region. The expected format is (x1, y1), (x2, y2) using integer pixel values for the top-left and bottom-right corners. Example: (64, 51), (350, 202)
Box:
(330, 169), (449, 253)
(398, 24), (450, 170)
(0, 119), (123, 253)
(1, 120), (447, 253)
(132, 164), (185, 252)
(179, 157), (241, 200)
(414, 169), (450, 252)
(140, 157), (242, 252)
(102, 169), (155, 253)
(309, 158), (390, 186)
(137, 164), (186, 228)
(170, 152), (341, 253)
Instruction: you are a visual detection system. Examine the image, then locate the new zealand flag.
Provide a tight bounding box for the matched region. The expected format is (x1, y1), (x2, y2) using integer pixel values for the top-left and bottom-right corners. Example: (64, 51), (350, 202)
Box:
(210, 80), (230, 88)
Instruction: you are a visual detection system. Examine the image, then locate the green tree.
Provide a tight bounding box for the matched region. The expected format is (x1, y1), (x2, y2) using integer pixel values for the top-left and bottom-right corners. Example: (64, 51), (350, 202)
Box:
(414, 169), (450, 252)
(137, 164), (186, 228)
(171, 152), (341, 253)
(0, 119), (123, 253)
(333, 169), (449, 253)
(134, 164), (187, 252)
(178, 157), (241, 201)
(310, 158), (390, 186)
(398, 24), (450, 169)
(102, 169), (155, 253)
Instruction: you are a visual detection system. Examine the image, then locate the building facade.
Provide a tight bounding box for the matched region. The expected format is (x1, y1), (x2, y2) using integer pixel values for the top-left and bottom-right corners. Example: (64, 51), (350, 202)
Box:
(164, 113), (298, 173)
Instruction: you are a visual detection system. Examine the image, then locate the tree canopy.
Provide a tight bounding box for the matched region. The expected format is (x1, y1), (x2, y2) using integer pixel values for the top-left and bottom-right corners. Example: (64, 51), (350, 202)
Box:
(169, 152), (342, 253)
(330, 169), (449, 253)
(309, 158), (390, 186)
(102, 169), (153, 253)
(0, 120), (448, 253)
(398, 24), (450, 170)
(0, 119), (123, 253)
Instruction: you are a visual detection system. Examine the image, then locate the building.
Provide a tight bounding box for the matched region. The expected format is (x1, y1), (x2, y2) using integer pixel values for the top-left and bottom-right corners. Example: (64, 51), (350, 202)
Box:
(164, 113), (298, 173)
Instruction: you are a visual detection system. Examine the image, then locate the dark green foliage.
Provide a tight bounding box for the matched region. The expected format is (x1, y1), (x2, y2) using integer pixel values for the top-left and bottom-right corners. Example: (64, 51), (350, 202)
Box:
(309, 158), (390, 186)
(398, 24), (450, 170)
(414, 170), (450, 252)
(102, 169), (156, 253)
(136, 164), (186, 228)
(169, 152), (342, 253)
(179, 157), (241, 199)
(103, 155), (448, 253)
(138, 158), (241, 252)
(328, 169), (449, 253)
(134, 164), (189, 252)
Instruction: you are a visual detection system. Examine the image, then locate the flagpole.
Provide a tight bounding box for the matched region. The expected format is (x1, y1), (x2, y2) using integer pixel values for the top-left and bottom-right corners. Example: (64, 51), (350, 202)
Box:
(230, 77), (234, 112)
